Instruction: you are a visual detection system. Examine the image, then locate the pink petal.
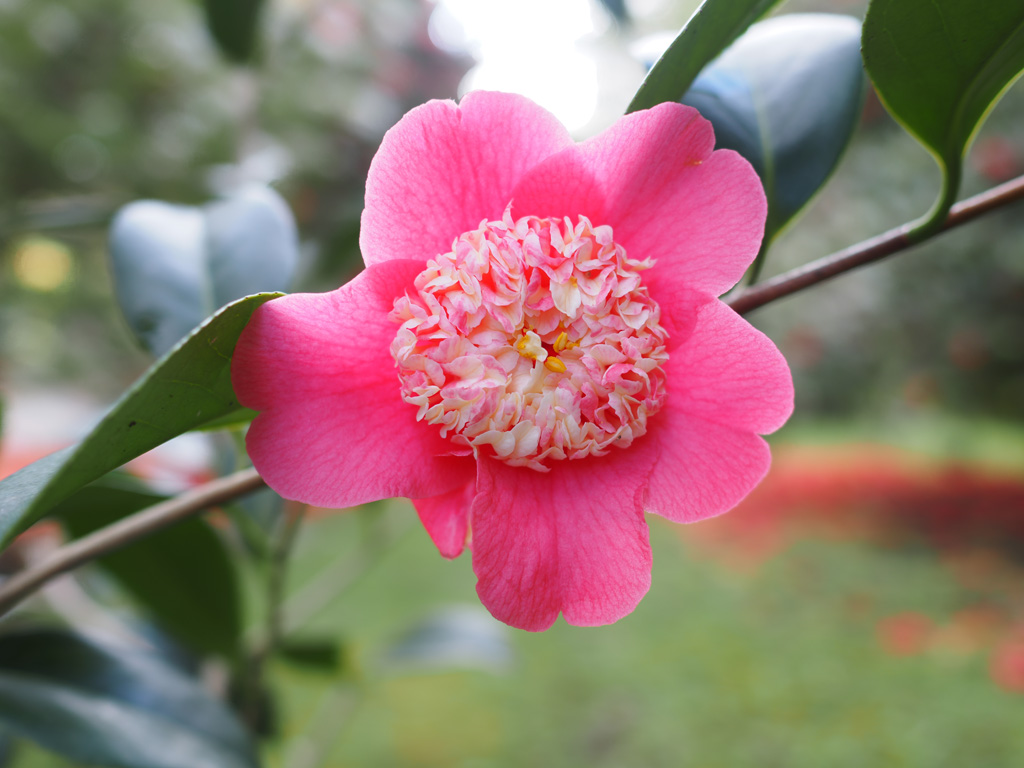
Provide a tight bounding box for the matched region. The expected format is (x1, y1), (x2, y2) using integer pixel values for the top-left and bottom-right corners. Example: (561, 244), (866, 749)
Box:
(628, 297), (791, 524)
(413, 482), (474, 559)
(643, 281), (708, 353)
(642, 148), (767, 299)
(510, 102), (766, 297)
(232, 260), (475, 508)
(360, 91), (574, 268)
(667, 298), (793, 434)
(471, 455), (652, 631)
(508, 147), (606, 225)
(637, 408), (773, 524)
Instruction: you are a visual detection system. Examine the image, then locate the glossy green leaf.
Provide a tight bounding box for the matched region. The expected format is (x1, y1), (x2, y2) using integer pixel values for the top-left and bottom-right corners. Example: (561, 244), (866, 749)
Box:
(681, 14), (864, 278)
(53, 479), (243, 659)
(0, 293), (281, 551)
(110, 186), (297, 356)
(627, 0), (785, 113)
(862, 0), (1024, 238)
(201, 0), (265, 64)
(0, 628), (258, 768)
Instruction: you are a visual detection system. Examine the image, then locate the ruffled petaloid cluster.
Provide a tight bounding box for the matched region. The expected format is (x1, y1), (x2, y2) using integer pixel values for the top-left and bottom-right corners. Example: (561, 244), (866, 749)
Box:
(232, 91), (794, 631)
(391, 210), (668, 470)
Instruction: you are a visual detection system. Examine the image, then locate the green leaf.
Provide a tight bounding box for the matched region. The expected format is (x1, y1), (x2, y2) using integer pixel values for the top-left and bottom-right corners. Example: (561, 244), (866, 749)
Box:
(53, 479), (243, 660)
(681, 14), (864, 279)
(862, 0), (1024, 238)
(0, 293), (281, 551)
(627, 0), (785, 113)
(201, 0), (265, 64)
(110, 186), (297, 356)
(0, 628), (259, 768)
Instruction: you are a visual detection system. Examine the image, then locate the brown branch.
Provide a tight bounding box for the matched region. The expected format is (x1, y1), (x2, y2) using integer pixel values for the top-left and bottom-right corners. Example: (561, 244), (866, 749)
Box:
(0, 468), (266, 618)
(727, 174), (1024, 315)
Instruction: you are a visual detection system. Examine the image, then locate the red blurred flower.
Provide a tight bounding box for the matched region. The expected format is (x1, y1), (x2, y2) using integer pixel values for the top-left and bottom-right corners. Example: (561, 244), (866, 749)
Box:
(877, 612), (934, 657)
(990, 636), (1024, 692)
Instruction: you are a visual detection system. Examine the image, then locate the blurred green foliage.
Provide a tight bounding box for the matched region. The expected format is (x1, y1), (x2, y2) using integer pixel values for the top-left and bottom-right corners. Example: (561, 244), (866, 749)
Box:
(245, 508), (1024, 767)
(0, 0), (469, 395)
(758, 83), (1024, 427)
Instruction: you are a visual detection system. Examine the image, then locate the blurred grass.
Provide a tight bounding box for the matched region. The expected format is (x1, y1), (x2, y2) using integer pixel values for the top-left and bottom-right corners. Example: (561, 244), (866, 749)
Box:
(8, 426), (1024, 767)
(251, 507), (1024, 768)
(777, 414), (1024, 472)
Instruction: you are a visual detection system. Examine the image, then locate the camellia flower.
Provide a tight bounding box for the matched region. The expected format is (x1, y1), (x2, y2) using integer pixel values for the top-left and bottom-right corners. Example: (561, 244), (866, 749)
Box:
(232, 91), (793, 631)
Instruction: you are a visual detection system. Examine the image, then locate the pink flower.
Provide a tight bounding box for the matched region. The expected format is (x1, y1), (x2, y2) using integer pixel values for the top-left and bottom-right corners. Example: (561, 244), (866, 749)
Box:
(232, 92), (793, 631)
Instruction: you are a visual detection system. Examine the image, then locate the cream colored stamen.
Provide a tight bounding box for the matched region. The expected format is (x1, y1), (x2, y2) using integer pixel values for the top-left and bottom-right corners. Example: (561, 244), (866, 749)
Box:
(515, 330), (547, 361)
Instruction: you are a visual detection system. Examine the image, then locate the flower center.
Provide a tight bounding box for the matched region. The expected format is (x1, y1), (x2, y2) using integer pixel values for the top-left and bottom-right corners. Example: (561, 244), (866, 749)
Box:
(390, 209), (669, 471)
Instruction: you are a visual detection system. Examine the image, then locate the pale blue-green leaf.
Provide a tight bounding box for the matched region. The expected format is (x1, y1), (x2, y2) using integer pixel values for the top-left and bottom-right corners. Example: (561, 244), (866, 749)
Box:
(381, 607), (514, 674)
(596, 0), (628, 24)
(628, 0), (785, 113)
(681, 13), (864, 274)
(204, 187), (299, 309)
(110, 201), (206, 356)
(110, 186), (297, 356)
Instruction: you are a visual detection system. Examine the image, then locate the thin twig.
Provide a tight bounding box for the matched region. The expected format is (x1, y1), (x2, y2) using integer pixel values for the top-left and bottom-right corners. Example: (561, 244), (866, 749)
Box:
(727, 174), (1024, 315)
(0, 468), (266, 618)
(240, 501), (305, 731)
(267, 503), (305, 651)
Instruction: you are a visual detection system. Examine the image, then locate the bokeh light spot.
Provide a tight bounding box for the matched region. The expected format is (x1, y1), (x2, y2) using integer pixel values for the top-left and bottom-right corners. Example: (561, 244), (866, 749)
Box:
(430, 0), (601, 132)
(12, 237), (74, 292)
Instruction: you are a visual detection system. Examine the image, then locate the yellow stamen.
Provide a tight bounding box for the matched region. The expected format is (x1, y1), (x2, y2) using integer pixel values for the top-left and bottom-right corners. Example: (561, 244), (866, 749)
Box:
(544, 356), (567, 373)
(553, 331), (569, 353)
